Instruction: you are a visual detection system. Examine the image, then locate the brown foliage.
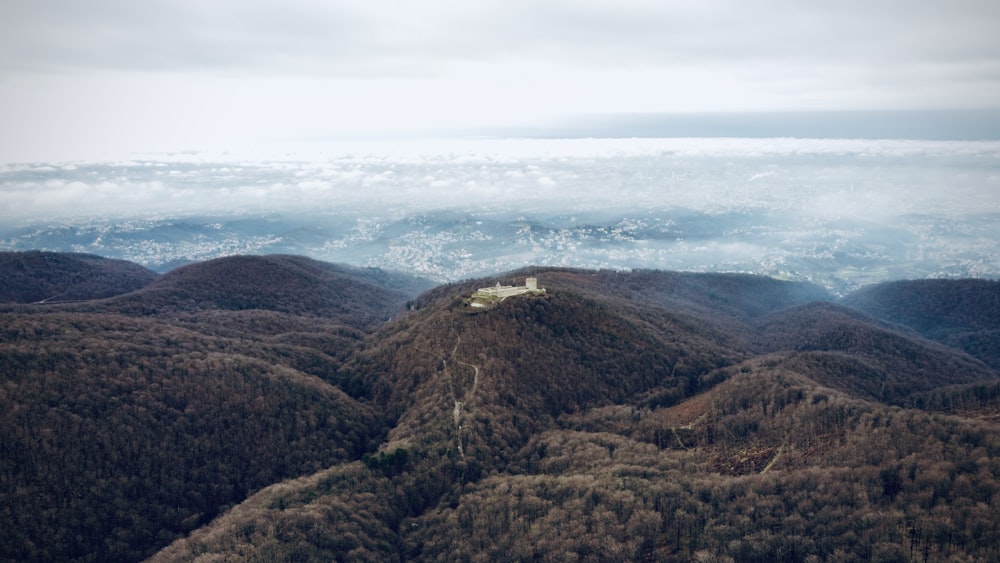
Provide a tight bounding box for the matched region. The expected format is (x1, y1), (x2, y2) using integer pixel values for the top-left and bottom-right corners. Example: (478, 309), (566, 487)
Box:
(4, 259), (1000, 562)
(0, 250), (158, 303)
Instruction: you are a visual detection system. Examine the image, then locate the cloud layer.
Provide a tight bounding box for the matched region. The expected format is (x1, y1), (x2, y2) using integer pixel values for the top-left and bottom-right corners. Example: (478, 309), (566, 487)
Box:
(2, 1), (999, 160)
(4, 1), (998, 78)
(2, 138), (997, 223)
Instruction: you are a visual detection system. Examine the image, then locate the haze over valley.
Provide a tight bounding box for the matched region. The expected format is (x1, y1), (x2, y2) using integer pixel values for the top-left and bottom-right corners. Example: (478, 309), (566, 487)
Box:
(3, 135), (999, 294)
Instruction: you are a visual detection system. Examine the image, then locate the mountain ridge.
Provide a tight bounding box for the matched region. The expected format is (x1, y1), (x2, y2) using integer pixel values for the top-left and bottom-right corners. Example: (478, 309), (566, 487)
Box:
(2, 253), (999, 561)
(842, 278), (1000, 370)
(0, 250), (158, 303)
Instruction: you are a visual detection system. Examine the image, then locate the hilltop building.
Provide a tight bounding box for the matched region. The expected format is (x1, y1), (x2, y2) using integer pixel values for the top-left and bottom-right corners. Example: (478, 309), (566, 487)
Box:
(470, 277), (544, 307)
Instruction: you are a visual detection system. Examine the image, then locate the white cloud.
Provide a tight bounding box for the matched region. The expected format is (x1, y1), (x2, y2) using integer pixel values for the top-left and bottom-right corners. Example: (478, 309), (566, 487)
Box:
(1, 138), (997, 224)
(4, 2), (994, 84)
(1, 1), (998, 161)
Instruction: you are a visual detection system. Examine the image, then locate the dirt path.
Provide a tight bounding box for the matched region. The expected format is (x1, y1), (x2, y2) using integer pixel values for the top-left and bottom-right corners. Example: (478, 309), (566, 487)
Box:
(760, 429), (791, 474)
(441, 336), (481, 459)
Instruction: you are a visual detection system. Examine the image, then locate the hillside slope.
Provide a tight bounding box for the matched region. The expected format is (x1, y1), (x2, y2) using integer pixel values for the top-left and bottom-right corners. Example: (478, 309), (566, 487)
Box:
(842, 278), (1000, 370)
(0, 250), (158, 303)
(0, 311), (384, 562)
(152, 353), (1000, 562)
(515, 268), (832, 321)
(103, 254), (431, 326)
(0, 254), (430, 562)
(350, 276), (747, 473)
(150, 268), (1000, 562)
(3, 260), (998, 562)
(754, 301), (998, 403)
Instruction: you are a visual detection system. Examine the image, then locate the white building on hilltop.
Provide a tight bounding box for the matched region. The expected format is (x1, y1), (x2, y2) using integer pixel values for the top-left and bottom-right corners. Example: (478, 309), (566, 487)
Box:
(470, 277), (543, 306)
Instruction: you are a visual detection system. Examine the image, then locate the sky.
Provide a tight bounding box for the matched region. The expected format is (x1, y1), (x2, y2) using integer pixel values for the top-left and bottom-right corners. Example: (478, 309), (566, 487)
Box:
(2, 0), (1000, 161)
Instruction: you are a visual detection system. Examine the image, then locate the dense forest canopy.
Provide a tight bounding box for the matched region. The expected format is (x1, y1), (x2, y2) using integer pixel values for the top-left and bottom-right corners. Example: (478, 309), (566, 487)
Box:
(1, 252), (998, 562)
(0, 251), (158, 303)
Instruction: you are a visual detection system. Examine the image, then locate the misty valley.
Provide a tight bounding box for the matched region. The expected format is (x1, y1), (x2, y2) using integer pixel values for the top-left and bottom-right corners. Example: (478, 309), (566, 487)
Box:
(4, 208), (998, 297)
(3, 137), (999, 296)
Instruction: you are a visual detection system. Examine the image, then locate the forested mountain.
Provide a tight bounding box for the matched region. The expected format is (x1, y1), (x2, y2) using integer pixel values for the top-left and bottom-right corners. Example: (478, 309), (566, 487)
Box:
(754, 301), (997, 403)
(1, 256), (999, 562)
(0, 251), (158, 303)
(98, 254), (433, 325)
(0, 255), (430, 562)
(843, 279), (1000, 371)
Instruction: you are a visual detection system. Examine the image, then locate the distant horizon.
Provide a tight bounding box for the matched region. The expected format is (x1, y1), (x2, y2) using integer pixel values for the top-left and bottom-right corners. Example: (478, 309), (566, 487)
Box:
(4, 109), (1000, 165)
(3, 134), (998, 293)
(469, 109), (1000, 142)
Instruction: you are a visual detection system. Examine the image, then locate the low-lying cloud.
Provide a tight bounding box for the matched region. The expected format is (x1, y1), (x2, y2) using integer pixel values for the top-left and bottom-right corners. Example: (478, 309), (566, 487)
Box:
(2, 138), (997, 223)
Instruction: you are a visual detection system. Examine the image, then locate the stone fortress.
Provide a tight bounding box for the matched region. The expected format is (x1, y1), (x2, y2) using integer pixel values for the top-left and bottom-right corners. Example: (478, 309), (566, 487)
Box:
(469, 277), (544, 308)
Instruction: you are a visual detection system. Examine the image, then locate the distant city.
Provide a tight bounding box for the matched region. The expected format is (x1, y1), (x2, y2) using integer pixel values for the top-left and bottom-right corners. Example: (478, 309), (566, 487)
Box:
(2, 136), (998, 295)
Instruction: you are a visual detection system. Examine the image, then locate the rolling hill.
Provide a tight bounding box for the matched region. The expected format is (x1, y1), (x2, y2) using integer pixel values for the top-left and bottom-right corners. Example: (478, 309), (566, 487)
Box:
(0, 250), (158, 303)
(100, 254), (433, 325)
(1, 256), (998, 562)
(0, 254), (430, 562)
(842, 278), (1000, 371)
(754, 301), (998, 403)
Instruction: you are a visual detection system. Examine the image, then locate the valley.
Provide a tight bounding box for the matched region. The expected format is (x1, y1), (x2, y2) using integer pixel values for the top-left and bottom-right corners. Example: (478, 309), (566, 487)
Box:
(4, 138), (999, 297)
(3, 208), (998, 296)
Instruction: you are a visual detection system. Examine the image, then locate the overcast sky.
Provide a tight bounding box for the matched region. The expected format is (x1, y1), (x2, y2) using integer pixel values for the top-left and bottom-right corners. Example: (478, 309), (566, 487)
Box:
(2, 0), (999, 161)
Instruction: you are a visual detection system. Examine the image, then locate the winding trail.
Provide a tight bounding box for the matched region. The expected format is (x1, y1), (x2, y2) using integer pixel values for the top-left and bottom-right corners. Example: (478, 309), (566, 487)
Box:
(441, 336), (481, 459)
(760, 429), (791, 474)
